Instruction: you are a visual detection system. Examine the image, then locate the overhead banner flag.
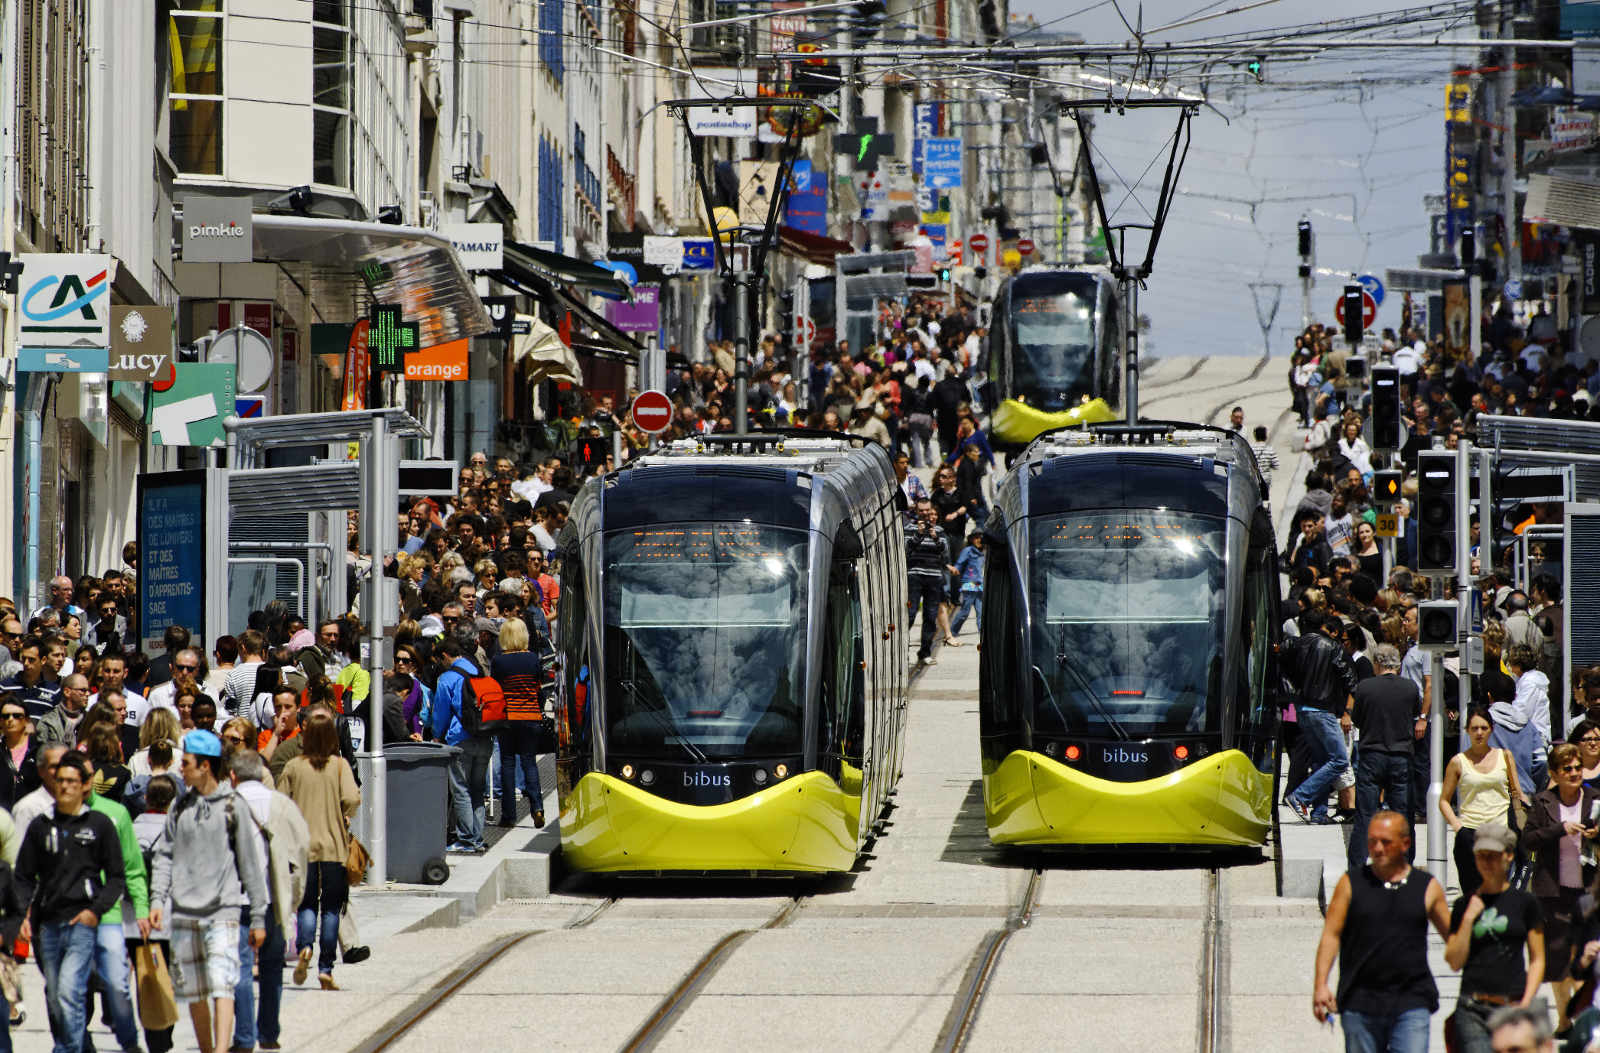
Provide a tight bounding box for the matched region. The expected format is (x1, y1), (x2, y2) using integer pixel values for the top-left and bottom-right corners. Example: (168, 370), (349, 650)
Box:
(923, 139), (963, 188)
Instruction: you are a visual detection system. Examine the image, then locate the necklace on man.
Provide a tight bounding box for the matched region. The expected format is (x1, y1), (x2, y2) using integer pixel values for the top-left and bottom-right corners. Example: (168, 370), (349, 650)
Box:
(1378, 866), (1411, 890)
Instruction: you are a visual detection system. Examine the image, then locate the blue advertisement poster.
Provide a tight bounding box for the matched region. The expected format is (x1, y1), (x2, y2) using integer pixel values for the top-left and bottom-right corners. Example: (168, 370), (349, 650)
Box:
(783, 159), (829, 236)
(138, 470), (208, 652)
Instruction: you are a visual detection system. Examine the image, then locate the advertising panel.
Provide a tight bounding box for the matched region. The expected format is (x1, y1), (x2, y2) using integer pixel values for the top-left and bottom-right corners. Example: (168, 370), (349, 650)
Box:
(138, 471), (208, 652)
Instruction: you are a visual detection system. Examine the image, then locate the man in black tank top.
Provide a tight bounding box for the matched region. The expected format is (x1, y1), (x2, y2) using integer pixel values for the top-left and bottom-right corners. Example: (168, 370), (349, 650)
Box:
(1313, 811), (1452, 1052)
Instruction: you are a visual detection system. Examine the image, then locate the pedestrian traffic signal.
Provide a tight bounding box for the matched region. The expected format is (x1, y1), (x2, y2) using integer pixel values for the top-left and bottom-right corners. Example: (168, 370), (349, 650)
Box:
(1342, 284), (1365, 345)
(1416, 450), (1460, 574)
(1247, 57), (1264, 83)
(1459, 226), (1475, 268)
(1369, 365), (1404, 451)
(1417, 599), (1459, 652)
(1372, 470), (1402, 507)
(938, 266), (952, 282)
(1297, 219), (1312, 259)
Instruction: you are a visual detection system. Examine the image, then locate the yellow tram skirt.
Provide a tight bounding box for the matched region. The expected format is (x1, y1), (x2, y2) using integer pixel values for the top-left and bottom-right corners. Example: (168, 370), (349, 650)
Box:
(984, 749), (1271, 848)
(560, 770), (860, 873)
(990, 397), (1118, 447)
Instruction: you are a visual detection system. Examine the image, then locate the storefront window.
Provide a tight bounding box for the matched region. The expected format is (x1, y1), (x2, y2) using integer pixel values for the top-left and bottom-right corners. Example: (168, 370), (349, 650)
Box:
(168, 3), (224, 174)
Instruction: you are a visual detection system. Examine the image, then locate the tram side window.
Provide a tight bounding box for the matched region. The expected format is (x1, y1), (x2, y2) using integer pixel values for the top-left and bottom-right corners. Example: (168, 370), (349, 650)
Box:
(558, 544), (592, 763)
(979, 542), (1021, 735)
(819, 569), (865, 770)
(1240, 546), (1273, 736)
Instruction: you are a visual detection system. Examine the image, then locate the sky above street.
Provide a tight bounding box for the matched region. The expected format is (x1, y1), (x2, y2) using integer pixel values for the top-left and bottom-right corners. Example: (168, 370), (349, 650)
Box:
(1007, 0), (1472, 356)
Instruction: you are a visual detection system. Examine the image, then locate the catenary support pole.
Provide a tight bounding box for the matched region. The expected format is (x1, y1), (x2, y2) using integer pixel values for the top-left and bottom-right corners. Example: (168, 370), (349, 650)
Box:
(733, 270), (750, 435)
(1124, 278), (1140, 423)
(360, 413), (388, 886)
(1469, 269), (1483, 364)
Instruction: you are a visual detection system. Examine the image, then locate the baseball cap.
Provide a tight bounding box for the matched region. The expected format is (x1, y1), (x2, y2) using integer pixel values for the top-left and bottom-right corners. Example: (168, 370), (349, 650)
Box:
(183, 729), (224, 758)
(1473, 821), (1516, 854)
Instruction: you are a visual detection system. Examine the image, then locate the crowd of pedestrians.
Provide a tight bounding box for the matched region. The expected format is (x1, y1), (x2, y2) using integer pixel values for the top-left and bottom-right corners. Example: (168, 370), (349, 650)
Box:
(1286, 311), (1600, 1051)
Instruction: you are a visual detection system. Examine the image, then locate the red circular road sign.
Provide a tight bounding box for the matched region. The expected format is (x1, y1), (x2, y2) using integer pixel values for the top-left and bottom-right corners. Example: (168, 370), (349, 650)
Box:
(631, 390), (673, 433)
(1334, 291), (1378, 329)
(1017, 238), (1035, 257)
(969, 234), (990, 253)
(794, 316), (817, 348)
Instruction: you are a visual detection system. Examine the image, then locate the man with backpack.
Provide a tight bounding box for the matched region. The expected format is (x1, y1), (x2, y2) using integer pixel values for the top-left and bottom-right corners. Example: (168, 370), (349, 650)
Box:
(431, 633), (505, 855)
(147, 730), (269, 1053)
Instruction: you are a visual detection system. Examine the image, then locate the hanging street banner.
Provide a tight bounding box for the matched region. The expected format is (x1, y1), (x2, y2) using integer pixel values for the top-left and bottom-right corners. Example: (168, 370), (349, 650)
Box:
(913, 102), (939, 180)
(341, 319), (370, 411)
(923, 138), (963, 188)
(18, 253), (115, 350)
(783, 159), (828, 236)
(607, 284), (661, 333)
(150, 363), (236, 447)
(108, 306), (175, 382)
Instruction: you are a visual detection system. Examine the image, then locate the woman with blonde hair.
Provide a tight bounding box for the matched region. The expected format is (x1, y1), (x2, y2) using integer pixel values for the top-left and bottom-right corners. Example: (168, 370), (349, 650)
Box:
(279, 705), (360, 990)
(490, 618), (548, 829)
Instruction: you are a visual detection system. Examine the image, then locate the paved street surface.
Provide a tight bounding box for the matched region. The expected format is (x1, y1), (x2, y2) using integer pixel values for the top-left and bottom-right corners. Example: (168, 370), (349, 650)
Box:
(17, 356), (1375, 1050)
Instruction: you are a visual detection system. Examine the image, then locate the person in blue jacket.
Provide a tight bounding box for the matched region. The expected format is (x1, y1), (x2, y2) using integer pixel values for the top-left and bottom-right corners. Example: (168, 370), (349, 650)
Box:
(431, 635), (493, 854)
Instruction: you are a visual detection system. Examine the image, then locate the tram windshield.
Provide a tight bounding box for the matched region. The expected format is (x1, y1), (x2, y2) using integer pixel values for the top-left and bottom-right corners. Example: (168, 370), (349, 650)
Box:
(1029, 510), (1225, 736)
(1007, 274), (1099, 407)
(603, 523), (809, 760)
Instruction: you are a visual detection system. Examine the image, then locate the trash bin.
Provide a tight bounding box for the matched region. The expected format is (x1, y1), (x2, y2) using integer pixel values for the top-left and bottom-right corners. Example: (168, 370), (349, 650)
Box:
(384, 742), (460, 885)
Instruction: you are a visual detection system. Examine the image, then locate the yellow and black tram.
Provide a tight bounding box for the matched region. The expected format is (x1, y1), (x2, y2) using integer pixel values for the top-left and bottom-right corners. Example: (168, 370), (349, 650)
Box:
(987, 267), (1124, 450)
(553, 432), (908, 873)
(978, 422), (1281, 849)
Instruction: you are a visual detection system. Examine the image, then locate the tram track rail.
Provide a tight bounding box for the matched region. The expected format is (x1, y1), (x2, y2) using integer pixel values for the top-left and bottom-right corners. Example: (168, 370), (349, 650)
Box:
(616, 894), (809, 1053)
(349, 896), (617, 1053)
(929, 868), (1044, 1053)
(1198, 868), (1225, 1053)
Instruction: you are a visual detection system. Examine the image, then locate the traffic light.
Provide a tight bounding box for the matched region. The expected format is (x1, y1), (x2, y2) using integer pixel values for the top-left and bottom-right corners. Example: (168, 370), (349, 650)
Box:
(1416, 450), (1460, 574)
(1417, 599), (1459, 652)
(1372, 470), (1402, 508)
(1342, 283), (1365, 346)
(1370, 365), (1403, 451)
(1247, 57), (1264, 83)
(937, 265), (952, 282)
(1297, 219), (1312, 279)
(1459, 226), (1475, 269)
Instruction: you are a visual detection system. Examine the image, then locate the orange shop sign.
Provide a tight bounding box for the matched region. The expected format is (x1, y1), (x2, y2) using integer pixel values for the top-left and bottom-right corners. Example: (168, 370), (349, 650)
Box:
(405, 339), (469, 381)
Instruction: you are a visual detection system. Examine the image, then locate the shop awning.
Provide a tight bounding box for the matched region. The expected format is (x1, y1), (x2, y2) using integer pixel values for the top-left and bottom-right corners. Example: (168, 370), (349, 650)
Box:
(504, 241), (632, 297)
(488, 259), (643, 356)
(251, 214), (494, 348)
(511, 316), (583, 386)
(778, 225), (856, 266)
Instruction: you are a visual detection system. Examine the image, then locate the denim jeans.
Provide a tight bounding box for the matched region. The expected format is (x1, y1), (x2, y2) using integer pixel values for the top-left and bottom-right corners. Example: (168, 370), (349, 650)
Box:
(254, 911), (284, 1046)
(1339, 1006), (1431, 1053)
(232, 907), (256, 1049)
(297, 861), (348, 977)
(37, 920), (97, 1053)
(1288, 706), (1349, 820)
(949, 591), (982, 636)
(89, 921), (140, 1051)
(497, 723), (545, 822)
(449, 735), (495, 849)
(1347, 749), (1413, 872)
(907, 576), (945, 660)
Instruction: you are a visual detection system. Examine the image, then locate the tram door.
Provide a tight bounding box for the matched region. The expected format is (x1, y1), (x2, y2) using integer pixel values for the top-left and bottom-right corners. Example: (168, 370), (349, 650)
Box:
(978, 538), (1025, 778)
(554, 539), (593, 813)
(1233, 517), (1279, 771)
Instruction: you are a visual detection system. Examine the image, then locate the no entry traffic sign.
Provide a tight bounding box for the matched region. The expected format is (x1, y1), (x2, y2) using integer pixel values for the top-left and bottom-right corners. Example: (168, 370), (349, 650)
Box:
(631, 389), (673, 433)
(1334, 290), (1377, 330)
(969, 233), (990, 254)
(1017, 238), (1035, 257)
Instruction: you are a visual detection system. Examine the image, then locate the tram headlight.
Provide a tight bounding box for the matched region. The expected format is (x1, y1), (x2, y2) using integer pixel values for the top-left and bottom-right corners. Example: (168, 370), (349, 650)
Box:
(753, 768), (769, 786)
(774, 763), (789, 780)
(621, 764), (636, 780)
(1173, 745), (1190, 763)
(639, 769), (656, 786)
(1063, 744), (1081, 763)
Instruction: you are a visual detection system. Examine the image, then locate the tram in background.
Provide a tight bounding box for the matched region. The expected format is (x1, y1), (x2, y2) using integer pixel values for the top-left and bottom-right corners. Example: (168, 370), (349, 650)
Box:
(553, 432), (908, 874)
(986, 267), (1124, 450)
(977, 422), (1282, 849)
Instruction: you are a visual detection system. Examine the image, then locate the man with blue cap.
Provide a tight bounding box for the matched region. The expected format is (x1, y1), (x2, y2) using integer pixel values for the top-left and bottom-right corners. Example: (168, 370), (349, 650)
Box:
(148, 729), (269, 1053)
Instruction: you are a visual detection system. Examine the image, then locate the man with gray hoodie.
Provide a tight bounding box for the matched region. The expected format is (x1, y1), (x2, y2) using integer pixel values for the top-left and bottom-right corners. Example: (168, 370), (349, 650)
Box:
(148, 729), (268, 1053)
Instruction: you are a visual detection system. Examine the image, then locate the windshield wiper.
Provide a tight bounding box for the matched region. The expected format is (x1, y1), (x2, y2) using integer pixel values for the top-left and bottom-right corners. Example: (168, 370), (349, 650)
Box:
(1055, 626), (1130, 741)
(614, 677), (711, 765)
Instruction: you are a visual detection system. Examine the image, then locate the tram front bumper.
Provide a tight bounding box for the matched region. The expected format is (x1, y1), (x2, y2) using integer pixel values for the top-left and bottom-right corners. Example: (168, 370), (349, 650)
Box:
(560, 770), (859, 873)
(986, 749), (1270, 847)
(991, 397), (1118, 447)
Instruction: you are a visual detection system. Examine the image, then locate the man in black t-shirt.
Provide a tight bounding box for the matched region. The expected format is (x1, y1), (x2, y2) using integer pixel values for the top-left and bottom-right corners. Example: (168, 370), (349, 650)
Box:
(1346, 645), (1425, 873)
(1444, 822), (1546, 1050)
